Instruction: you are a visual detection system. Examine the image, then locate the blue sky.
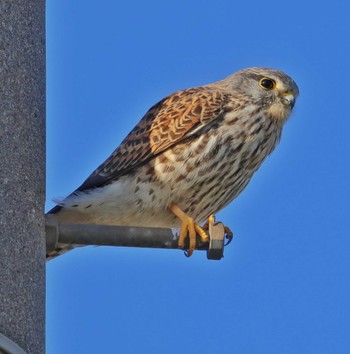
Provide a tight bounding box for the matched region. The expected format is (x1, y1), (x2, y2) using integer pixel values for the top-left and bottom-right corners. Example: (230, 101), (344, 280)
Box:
(46, 1), (350, 353)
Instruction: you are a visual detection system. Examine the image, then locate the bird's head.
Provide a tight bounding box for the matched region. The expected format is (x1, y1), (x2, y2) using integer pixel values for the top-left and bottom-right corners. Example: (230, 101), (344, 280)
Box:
(225, 67), (299, 122)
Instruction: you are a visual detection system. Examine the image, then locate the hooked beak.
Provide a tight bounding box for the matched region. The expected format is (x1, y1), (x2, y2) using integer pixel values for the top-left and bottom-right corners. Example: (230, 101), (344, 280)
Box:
(281, 93), (296, 109)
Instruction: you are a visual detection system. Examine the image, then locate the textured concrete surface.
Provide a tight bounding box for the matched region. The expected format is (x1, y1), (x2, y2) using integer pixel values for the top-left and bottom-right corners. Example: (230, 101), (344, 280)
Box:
(0, 1), (46, 353)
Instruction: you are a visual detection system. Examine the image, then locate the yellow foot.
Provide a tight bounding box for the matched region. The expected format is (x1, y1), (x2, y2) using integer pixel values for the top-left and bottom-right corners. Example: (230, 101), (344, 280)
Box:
(169, 203), (209, 256)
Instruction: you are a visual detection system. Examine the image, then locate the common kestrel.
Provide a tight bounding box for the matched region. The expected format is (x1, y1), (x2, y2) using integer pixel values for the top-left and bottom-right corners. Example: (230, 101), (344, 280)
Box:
(47, 67), (299, 259)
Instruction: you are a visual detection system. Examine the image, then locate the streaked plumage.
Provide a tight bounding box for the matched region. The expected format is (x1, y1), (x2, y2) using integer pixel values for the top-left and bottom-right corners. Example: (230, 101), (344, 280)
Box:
(48, 67), (299, 259)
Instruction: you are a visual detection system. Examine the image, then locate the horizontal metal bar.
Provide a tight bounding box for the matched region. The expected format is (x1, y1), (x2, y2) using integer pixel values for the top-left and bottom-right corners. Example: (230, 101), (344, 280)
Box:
(45, 214), (227, 260)
(59, 223), (180, 249)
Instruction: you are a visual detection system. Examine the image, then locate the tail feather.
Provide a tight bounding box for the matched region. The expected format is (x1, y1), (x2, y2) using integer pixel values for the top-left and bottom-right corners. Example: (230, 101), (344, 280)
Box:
(47, 204), (63, 214)
(46, 242), (82, 261)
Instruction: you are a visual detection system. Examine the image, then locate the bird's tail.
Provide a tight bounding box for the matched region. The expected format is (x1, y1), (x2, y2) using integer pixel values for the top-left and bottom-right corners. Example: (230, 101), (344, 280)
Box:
(47, 204), (63, 215)
(46, 243), (81, 261)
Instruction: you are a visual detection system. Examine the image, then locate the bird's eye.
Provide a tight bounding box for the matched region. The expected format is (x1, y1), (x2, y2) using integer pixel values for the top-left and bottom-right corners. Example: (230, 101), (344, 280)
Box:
(259, 78), (276, 90)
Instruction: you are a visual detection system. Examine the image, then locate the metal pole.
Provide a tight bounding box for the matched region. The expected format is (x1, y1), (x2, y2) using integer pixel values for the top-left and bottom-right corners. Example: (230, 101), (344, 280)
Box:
(0, 1), (46, 353)
(46, 215), (229, 260)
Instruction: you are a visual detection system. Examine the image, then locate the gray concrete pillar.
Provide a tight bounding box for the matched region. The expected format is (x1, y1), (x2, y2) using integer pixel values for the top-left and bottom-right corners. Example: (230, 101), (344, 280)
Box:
(0, 1), (46, 353)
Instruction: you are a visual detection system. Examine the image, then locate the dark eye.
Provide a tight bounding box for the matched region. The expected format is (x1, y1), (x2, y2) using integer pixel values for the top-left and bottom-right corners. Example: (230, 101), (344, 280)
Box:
(259, 78), (276, 90)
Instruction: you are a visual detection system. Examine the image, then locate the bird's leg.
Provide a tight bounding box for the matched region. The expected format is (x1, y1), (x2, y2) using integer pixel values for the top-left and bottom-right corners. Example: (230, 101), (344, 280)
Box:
(169, 203), (209, 256)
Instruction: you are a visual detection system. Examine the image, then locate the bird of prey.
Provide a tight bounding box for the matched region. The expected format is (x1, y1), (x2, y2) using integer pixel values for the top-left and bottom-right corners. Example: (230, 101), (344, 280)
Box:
(47, 67), (299, 259)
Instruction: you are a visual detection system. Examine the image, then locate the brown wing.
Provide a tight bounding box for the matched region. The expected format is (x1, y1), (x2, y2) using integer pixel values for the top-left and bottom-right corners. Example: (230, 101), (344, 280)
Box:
(76, 86), (232, 192)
